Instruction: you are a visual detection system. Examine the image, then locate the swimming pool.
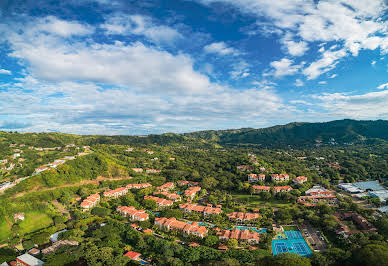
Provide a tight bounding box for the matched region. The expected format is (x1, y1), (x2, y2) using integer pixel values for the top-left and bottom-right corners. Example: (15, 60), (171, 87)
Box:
(233, 227), (267, 234)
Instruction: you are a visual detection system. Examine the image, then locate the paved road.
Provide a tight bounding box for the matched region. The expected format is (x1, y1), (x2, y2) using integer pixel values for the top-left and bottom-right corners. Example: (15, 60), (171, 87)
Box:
(301, 223), (327, 252)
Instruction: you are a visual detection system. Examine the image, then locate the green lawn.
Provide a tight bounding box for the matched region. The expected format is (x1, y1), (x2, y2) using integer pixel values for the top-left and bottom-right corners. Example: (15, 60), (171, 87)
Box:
(231, 193), (293, 208)
(0, 217), (12, 242)
(282, 225), (299, 231)
(18, 211), (53, 235)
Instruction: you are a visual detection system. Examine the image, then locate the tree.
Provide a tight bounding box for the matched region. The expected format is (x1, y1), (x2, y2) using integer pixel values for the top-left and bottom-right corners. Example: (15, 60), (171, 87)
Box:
(91, 207), (111, 217)
(204, 235), (219, 248)
(143, 199), (158, 210)
(272, 253), (311, 266)
(226, 239), (238, 249)
(352, 243), (388, 266)
(31, 232), (51, 245)
(201, 177), (219, 190)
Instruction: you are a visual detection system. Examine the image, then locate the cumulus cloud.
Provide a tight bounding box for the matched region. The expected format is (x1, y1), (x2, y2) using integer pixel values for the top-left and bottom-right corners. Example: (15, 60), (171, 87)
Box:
(377, 83), (388, 89)
(203, 41), (240, 56)
(294, 79), (304, 87)
(303, 49), (347, 80)
(313, 88), (388, 119)
(0, 69), (11, 74)
(101, 14), (182, 44)
(281, 33), (308, 56)
(269, 58), (300, 77)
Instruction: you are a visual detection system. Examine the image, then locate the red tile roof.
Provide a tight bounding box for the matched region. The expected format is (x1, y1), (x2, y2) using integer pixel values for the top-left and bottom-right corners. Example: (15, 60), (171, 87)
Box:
(124, 251), (141, 260)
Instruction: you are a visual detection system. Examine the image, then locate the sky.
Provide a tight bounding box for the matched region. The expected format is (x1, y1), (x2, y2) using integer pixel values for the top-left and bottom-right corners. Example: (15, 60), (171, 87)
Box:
(0, 0), (387, 135)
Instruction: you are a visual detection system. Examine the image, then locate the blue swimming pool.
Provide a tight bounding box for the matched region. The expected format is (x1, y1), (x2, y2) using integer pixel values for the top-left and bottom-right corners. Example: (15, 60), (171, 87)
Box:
(234, 227), (267, 234)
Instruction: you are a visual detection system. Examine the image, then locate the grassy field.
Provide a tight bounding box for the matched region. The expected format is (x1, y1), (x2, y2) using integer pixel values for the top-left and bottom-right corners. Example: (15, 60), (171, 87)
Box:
(231, 193), (293, 208)
(283, 225), (299, 231)
(18, 211), (53, 235)
(0, 217), (12, 242)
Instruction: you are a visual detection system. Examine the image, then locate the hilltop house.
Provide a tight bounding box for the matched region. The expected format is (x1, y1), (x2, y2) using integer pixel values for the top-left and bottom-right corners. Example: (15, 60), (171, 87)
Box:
(227, 212), (260, 223)
(156, 182), (175, 191)
(80, 193), (100, 210)
(273, 186), (293, 193)
(218, 228), (261, 244)
(154, 191), (181, 202)
(126, 183), (152, 189)
(179, 203), (222, 216)
(117, 206), (149, 221)
(271, 174), (289, 182)
(252, 185), (271, 193)
(248, 174), (266, 183)
(103, 187), (128, 198)
(144, 196), (173, 208)
(293, 176), (308, 184)
(184, 186), (201, 201)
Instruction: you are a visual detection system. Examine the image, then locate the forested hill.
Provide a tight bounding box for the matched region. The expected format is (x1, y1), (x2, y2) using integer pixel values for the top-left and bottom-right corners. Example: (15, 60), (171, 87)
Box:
(1, 119), (387, 148)
(184, 119), (388, 147)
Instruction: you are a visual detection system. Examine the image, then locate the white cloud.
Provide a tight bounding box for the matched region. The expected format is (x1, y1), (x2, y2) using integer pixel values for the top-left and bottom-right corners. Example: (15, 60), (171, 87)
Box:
(303, 49), (347, 80)
(371, 60), (377, 66)
(377, 83), (388, 89)
(329, 74), (337, 79)
(313, 88), (388, 119)
(229, 61), (250, 79)
(0, 69), (11, 75)
(318, 81), (327, 85)
(270, 58), (300, 77)
(294, 79), (304, 87)
(203, 41), (239, 56)
(281, 33), (308, 56)
(101, 14), (182, 44)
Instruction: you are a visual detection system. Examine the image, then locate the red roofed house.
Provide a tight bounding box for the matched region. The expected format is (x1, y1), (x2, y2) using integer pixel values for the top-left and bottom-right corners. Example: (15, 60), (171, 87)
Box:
(179, 203), (222, 216)
(154, 191), (181, 202)
(184, 186), (201, 201)
(131, 168), (143, 173)
(80, 193), (100, 210)
(117, 206), (149, 221)
(227, 212), (260, 223)
(218, 228), (261, 244)
(126, 183), (152, 189)
(177, 180), (199, 187)
(154, 217), (208, 238)
(124, 251), (141, 261)
(248, 174), (266, 183)
(156, 182), (175, 191)
(146, 169), (161, 174)
(293, 176), (308, 184)
(252, 185), (271, 193)
(274, 186), (293, 193)
(271, 174), (289, 182)
(103, 187), (128, 198)
(144, 196), (173, 208)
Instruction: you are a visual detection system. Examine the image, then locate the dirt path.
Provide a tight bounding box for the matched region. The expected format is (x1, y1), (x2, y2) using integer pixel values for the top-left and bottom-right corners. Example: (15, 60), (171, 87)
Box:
(12, 176), (133, 198)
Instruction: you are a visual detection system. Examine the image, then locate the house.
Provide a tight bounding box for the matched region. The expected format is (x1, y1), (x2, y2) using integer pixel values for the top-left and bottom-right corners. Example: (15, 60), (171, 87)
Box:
(179, 203), (222, 215)
(124, 251), (142, 261)
(131, 168), (143, 173)
(126, 147), (133, 152)
(252, 185), (271, 193)
(28, 249), (40, 256)
(271, 174), (289, 182)
(156, 182), (175, 191)
(144, 196), (173, 208)
(146, 169), (161, 174)
(15, 253), (44, 266)
(154, 217), (208, 238)
(126, 183), (152, 189)
(227, 212), (260, 223)
(14, 213), (25, 221)
(103, 187), (128, 198)
(41, 240), (78, 254)
(63, 156), (76, 160)
(80, 193), (100, 210)
(12, 153), (21, 159)
(177, 180), (199, 187)
(248, 174), (266, 183)
(274, 186), (293, 193)
(293, 176), (308, 184)
(298, 194), (337, 207)
(169, 157), (175, 161)
(146, 150), (154, 154)
(184, 186), (201, 201)
(117, 206), (149, 221)
(218, 229), (261, 244)
(34, 166), (49, 174)
(154, 191), (181, 202)
(236, 165), (253, 172)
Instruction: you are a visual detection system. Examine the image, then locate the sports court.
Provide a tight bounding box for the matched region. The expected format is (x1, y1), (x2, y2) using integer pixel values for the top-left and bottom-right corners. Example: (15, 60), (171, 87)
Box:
(272, 231), (312, 257)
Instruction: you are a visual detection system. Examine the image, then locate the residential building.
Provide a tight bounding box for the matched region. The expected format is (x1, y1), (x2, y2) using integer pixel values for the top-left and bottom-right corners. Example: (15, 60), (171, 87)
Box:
(117, 206), (149, 221)
(177, 180), (199, 187)
(273, 186), (293, 193)
(236, 165), (253, 172)
(14, 213), (25, 221)
(184, 186), (201, 201)
(144, 196), (173, 208)
(293, 176), (308, 184)
(146, 150), (154, 154)
(156, 182), (174, 191)
(154, 191), (181, 202)
(131, 168), (143, 173)
(218, 229), (261, 244)
(154, 217), (208, 238)
(227, 212), (260, 223)
(103, 187), (128, 198)
(42, 240), (78, 254)
(252, 185), (271, 193)
(126, 183), (152, 189)
(12, 153), (21, 159)
(146, 169), (161, 174)
(15, 253), (44, 266)
(271, 174), (289, 182)
(80, 193), (100, 210)
(248, 174), (265, 183)
(124, 251), (142, 262)
(179, 203), (222, 215)
(34, 166), (49, 174)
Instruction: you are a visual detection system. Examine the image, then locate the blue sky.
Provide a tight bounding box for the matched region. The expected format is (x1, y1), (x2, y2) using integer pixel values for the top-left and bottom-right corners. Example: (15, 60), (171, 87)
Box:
(0, 0), (387, 135)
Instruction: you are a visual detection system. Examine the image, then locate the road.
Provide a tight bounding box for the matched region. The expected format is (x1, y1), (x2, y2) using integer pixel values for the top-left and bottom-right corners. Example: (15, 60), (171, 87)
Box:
(301, 223), (327, 252)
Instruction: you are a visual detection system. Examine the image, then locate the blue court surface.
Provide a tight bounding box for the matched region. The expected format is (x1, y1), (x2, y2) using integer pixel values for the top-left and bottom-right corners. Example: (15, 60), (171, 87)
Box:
(234, 227), (267, 234)
(272, 231), (312, 257)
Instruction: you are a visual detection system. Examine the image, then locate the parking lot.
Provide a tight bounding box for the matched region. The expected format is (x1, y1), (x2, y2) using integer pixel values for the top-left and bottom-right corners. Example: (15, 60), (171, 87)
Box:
(301, 223), (327, 252)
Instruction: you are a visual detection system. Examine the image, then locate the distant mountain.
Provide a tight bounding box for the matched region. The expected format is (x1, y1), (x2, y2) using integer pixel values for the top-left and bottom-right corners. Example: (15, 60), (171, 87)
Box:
(184, 119), (388, 147)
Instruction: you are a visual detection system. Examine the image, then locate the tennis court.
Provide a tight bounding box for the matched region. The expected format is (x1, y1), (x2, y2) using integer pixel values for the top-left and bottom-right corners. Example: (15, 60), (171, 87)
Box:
(272, 230), (312, 257)
(285, 231), (303, 239)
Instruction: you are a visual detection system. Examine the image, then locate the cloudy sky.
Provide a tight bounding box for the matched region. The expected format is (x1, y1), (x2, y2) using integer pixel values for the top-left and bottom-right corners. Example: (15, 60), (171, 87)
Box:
(0, 0), (387, 135)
